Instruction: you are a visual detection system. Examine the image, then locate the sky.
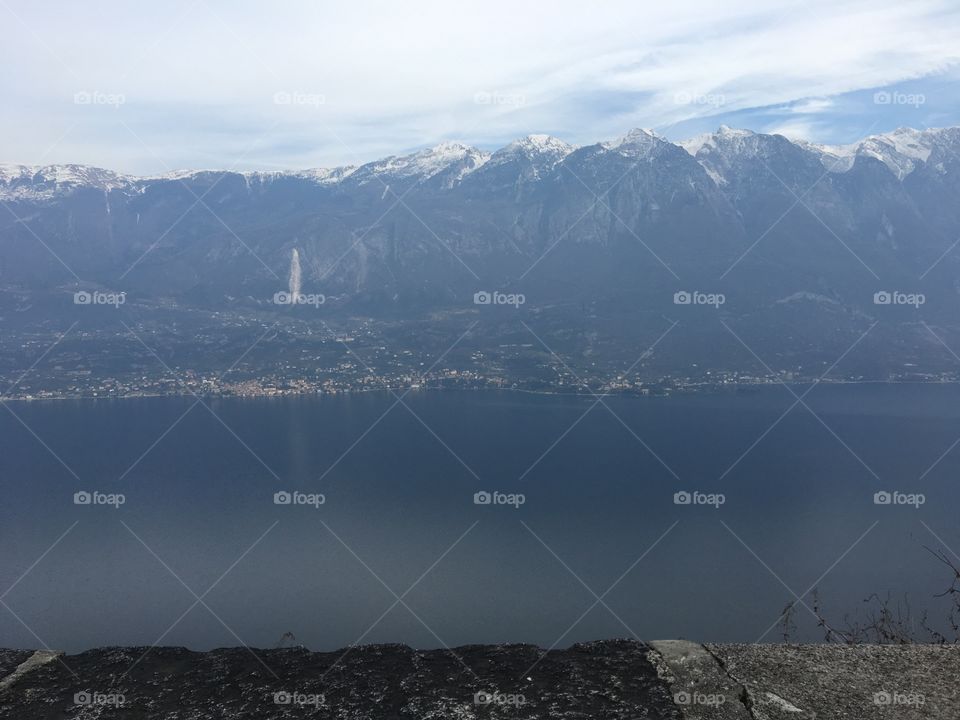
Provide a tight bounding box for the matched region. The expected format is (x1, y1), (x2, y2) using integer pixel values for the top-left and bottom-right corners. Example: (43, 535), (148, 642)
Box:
(1, 0), (959, 174)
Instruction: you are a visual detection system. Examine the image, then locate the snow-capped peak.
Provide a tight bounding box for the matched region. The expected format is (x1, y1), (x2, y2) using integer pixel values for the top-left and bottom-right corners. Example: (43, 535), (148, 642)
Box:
(354, 141), (490, 186)
(717, 124), (753, 138)
(604, 128), (663, 151)
(871, 127), (932, 160)
(480, 134), (576, 180)
(291, 166), (358, 184)
(4, 126), (957, 201)
(798, 127), (941, 177)
(790, 139), (858, 172)
(491, 134), (575, 163)
(676, 127), (772, 186)
(507, 134), (575, 155)
(679, 126), (758, 157)
(0, 163), (129, 188)
(0, 163), (134, 200)
(428, 140), (476, 157)
(677, 125), (756, 165)
(600, 128), (670, 161)
(678, 134), (712, 157)
(853, 127), (934, 178)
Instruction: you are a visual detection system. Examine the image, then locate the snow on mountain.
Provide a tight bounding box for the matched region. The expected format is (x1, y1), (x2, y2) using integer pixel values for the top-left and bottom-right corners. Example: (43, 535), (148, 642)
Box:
(794, 127), (956, 177)
(678, 126), (764, 185)
(677, 125), (956, 183)
(135, 166), (360, 187)
(290, 166), (358, 184)
(678, 133), (713, 157)
(350, 141), (490, 187)
(678, 125), (959, 181)
(790, 139), (857, 172)
(854, 128), (935, 178)
(679, 125), (755, 158)
(2, 127), (957, 201)
(493, 134), (574, 161)
(0, 164), (134, 200)
(0, 163), (129, 189)
(485, 134), (575, 177)
(602, 128), (665, 156)
(0, 163), (364, 200)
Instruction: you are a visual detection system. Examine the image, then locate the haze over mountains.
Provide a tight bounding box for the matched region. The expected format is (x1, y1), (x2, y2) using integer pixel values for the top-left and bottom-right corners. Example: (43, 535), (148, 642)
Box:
(2, 125), (960, 384)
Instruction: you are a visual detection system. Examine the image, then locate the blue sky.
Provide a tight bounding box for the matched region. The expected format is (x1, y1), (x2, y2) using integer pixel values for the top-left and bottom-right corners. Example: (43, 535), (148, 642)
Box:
(1, 0), (958, 173)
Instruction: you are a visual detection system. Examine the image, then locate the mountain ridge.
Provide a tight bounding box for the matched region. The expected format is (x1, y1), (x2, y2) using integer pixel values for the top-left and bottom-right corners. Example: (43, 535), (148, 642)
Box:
(2, 122), (960, 386)
(2, 125), (956, 199)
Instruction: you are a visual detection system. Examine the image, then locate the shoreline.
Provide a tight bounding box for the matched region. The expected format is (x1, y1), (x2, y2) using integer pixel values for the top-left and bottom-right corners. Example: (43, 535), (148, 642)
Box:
(3, 377), (959, 404)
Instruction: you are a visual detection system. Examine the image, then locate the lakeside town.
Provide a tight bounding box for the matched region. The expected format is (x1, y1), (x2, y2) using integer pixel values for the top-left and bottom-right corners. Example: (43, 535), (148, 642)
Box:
(4, 308), (957, 402)
(3, 359), (955, 402)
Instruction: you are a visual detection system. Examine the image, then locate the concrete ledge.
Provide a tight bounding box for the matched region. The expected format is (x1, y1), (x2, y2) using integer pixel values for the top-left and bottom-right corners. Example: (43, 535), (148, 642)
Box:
(649, 640), (752, 719)
(705, 643), (960, 720)
(0, 650), (63, 692)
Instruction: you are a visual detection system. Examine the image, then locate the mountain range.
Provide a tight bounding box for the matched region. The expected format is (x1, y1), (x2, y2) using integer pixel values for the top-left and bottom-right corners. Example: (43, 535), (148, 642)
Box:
(2, 125), (959, 383)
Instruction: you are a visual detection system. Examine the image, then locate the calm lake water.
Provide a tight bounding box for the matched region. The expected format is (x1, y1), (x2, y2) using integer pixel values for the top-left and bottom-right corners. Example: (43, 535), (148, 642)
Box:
(1, 385), (958, 651)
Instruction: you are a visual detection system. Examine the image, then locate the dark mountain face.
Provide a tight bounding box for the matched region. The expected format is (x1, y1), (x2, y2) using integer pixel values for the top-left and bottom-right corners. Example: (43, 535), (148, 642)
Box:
(0, 126), (954, 299)
(1, 125), (959, 379)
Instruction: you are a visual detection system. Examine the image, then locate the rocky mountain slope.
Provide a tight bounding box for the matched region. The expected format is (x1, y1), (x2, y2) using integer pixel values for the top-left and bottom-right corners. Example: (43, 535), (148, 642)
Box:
(2, 125), (959, 379)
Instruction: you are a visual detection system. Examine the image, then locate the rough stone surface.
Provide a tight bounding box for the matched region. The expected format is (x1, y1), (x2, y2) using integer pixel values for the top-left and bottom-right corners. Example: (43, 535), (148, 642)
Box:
(0, 650), (33, 684)
(0, 640), (680, 719)
(0, 651), (62, 692)
(707, 643), (960, 720)
(3, 642), (960, 719)
(649, 641), (752, 719)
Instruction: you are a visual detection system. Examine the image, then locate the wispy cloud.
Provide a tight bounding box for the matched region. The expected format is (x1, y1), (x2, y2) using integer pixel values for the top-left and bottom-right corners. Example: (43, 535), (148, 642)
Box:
(787, 98), (835, 115)
(1, 0), (958, 172)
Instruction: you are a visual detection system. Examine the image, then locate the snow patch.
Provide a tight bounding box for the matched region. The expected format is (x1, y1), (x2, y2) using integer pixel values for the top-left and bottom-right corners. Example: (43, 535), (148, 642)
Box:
(775, 291), (841, 306)
(603, 128), (664, 155)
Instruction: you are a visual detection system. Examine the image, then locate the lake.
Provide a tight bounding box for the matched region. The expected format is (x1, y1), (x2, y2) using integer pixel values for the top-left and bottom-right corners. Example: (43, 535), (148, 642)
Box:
(1, 385), (958, 652)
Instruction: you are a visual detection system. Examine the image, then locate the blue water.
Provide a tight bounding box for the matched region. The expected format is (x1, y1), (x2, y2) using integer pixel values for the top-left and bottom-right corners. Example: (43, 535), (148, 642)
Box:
(1, 385), (958, 651)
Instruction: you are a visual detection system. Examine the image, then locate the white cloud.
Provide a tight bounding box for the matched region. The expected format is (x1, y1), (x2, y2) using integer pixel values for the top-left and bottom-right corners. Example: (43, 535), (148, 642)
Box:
(0, 0), (957, 172)
(787, 98), (835, 115)
(765, 120), (818, 141)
